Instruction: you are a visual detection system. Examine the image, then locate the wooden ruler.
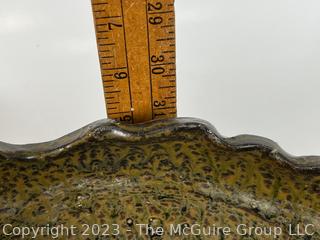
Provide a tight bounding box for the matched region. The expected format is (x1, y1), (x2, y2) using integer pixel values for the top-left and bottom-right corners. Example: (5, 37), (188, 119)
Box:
(91, 0), (176, 123)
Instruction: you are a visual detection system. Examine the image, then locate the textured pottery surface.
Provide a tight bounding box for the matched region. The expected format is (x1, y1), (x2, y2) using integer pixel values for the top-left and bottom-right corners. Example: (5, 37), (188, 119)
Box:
(0, 118), (319, 239)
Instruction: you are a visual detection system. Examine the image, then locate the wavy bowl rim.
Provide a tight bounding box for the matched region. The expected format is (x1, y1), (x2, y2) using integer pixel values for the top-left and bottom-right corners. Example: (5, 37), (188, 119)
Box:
(0, 117), (319, 172)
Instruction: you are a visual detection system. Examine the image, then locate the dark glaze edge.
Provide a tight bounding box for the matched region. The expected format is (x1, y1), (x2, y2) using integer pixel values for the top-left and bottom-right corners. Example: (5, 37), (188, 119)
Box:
(0, 117), (319, 172)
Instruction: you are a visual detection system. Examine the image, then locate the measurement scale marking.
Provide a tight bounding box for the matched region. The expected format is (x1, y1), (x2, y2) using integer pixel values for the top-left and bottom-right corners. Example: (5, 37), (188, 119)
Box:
(102, 67), (127, 70)
(120, 0), (134, 122)
(161, 24), (174, 28)
(108, 111), (131, 115)
(153, 106), (176, 110)
(157, 37), (175, 41)
(146, 0), (154, 119)
(105, 90), (121, 94)
(151, 62), (175, 67)
(148, 10), (174, 15)
(147, 0), (177, 121)
(100, 43), (115, 46)
(160, 85), (176, 89)
(97, 30), (109, 33)
(93, 2), (108, 6)
(96, 16), (121, 19)
(162, 74), (176, 77)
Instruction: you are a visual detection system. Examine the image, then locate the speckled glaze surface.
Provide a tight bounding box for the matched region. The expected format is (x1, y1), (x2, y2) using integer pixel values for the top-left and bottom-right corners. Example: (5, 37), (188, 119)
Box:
(0, 118), (319, 239)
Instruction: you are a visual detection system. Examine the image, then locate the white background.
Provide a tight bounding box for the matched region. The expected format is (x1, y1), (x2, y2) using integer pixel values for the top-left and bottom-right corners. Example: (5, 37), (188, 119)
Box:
(0, 0), (319, 156)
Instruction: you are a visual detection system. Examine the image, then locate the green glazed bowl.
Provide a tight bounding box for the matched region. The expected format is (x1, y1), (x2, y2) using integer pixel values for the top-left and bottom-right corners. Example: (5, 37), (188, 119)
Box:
(0, 118), (319, 239)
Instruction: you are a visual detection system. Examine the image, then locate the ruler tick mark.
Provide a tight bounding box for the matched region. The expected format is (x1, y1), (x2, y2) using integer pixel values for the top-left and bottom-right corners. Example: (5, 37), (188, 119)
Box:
(161, 24), (175, 28)
(96, 16), (121, 19)
(105, 90), (121, 94)
(103, 67), (127, 70)
(160, 85), (176, 89)
(162, 50), (175, 53)
(154, 106), (176, 110)
(151, 62), (175, 67)
(100, 43), (115, 46)
(96, 23), (108, 26)
(149, 10), (174, 15)
(108, 111), (131, 115)
(157, 37), (175, 41)
(162, 74), (176, 77)
(93, 2), (108, 6)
